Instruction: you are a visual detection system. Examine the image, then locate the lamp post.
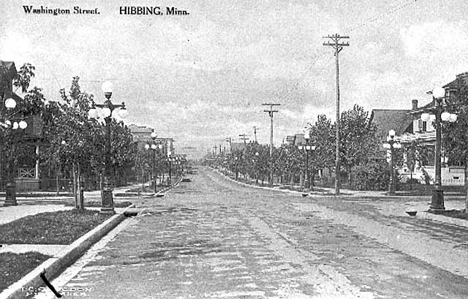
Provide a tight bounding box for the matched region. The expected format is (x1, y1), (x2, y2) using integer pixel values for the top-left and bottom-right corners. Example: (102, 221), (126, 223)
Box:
(420, 87), (457, 211)
(166, 151), (173, 185)
(88, 81), (129, 214)
(298, 131), (316, 190)
(383, 130), (402, 196)
(1, 96), (28, 206)
(145, 131), (160, 193)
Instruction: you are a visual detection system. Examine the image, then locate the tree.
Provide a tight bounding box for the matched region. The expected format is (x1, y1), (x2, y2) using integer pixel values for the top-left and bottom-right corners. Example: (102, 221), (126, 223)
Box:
(442, 81), (468, 212)
(13, 63), (35, 93)
(340, 104), (380, 186)
(40, 77), (100, 210)
(308, 114), (335, 183)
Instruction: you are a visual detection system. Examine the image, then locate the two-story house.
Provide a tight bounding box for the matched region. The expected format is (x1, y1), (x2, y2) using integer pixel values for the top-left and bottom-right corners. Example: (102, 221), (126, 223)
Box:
(373, 72), (468, 185)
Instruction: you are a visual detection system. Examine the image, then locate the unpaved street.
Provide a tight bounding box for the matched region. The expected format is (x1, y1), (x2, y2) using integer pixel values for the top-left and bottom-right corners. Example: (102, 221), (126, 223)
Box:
(35, 167), (468, 298)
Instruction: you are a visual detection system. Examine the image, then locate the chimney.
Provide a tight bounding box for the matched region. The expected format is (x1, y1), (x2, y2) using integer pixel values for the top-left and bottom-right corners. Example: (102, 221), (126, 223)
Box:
(412, 99), (418, 110)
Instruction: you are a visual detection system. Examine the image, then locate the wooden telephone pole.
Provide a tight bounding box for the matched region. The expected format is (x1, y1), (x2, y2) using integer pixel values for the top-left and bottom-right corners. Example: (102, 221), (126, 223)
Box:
(323, 34), (349, 195)
(253, 126), (259, 143)
(263, 103), (280, 186)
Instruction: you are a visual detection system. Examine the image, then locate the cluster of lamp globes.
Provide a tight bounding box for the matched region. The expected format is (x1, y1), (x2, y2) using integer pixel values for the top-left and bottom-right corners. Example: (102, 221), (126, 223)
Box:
(1, 97), (28, 130)
(145, 132), (164, 150)
(88, 81), (129, 120)
(383, 130), (402, 149)
(145, 143), (163, 150)
(298, 131), (316, 151)
(420, 86), (457, 123)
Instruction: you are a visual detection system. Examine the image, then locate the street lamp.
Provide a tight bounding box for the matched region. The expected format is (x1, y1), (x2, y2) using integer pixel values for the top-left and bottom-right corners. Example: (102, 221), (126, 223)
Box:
(298, 131), (316, 190)
(88, 81), (129, 214)
(420, 87), (457, 211)
(145, 131), (160, 193)
(1, 96), (28, 206)
(383, 129), (402, 196)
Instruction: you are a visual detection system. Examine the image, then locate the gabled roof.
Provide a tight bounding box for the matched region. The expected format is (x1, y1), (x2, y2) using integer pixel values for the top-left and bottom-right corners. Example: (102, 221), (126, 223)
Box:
(444, 72), (468, 90)
(370, 109), (413, 139)
(230, 142), (246, 152)
(0, 61), (17, 92)
(0, 61), (16, 75)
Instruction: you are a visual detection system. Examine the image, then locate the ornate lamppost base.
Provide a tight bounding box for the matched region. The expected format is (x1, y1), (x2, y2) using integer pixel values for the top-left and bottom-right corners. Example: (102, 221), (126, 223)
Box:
(100, 188), (115, 215)
(429, 189), (445, 212)
(4, 182), (17, 206)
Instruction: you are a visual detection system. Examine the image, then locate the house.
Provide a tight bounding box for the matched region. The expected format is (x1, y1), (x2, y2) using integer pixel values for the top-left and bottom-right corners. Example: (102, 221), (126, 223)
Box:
(0, 61), (44, 191)
(285, 134), (306, 146)
(373, 72), (468, 185)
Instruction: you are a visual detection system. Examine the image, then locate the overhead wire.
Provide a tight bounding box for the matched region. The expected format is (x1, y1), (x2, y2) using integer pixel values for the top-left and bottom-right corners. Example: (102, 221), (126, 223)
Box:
(275, 0), (421, 131)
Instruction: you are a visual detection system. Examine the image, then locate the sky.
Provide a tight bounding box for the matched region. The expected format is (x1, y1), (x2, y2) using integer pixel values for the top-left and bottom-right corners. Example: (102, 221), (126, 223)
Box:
(1, 0), (468, 159)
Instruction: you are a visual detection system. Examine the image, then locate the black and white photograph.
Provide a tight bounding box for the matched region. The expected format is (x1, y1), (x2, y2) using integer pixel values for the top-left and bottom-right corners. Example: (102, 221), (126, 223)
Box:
(0, 0), (468, 298)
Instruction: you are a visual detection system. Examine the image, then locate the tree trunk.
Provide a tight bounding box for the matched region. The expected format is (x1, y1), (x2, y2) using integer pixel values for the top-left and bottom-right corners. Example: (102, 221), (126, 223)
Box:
(56, 172), (60, 195)
(72, 163), (77, 208)
(410, 170), (413, 190)
(76, 164), (84, 211)
(348, 166), (352, 189)
(465, 157), (468, 213)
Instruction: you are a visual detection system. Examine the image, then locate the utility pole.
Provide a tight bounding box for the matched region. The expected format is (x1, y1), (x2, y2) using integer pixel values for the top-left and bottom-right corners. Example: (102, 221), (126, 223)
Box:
(263, 103), (280, 186)
(226, 137), (232, 154)
(323, 33), (349, 195)
(239, 134), (249, 145)
(253, 126), (259, 143)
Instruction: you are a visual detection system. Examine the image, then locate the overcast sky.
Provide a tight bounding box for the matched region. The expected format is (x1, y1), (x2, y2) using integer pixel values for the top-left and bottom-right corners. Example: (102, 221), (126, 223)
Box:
(1, 0), (468, 158)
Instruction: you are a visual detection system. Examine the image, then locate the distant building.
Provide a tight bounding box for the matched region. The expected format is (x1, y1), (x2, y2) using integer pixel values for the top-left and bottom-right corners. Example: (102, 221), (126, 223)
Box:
(230, 142), (246, 152)
(285, 134), (306, 146)
(128, 124), (174, 155)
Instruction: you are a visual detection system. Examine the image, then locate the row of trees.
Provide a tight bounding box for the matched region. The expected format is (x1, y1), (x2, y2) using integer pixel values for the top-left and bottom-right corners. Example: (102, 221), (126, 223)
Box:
(207, 105), (393, 190)
(206, 104), (439, 191)
(1, 63), (165, 209)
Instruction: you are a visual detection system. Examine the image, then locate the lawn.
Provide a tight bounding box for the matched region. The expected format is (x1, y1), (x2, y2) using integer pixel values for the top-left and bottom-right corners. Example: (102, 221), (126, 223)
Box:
(0, 209), (112, 245)
(0, 209), (115, 293)
(0, 252), (50, 293)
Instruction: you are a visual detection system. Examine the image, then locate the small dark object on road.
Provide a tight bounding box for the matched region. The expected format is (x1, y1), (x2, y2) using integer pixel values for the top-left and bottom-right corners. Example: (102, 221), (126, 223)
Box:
(182, 178), (191, 182)
(124, 208), (141, 217)
(302, 193), (308, 197)
(156, 194), (165, 197)
(406, 211), (417, 216)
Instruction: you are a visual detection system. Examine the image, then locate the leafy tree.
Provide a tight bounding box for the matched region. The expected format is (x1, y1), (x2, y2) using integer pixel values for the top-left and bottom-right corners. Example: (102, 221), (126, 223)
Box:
(13, 63), (35, 93)
(308, 114), (335, 183)
(442, 81), (468, 212)
(39, 77), (99, 209)
(340, 104), (380, 186)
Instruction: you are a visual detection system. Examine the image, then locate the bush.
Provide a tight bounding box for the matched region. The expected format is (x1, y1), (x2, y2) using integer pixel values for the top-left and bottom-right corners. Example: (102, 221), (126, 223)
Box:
(352, 161), (393, 191)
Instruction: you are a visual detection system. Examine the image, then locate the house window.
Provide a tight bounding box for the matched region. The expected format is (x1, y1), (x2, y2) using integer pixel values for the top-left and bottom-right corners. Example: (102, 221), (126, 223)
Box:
(418, 119), (427, 132)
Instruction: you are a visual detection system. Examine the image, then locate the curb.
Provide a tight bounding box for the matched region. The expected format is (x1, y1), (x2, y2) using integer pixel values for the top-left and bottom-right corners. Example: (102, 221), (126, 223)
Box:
(212, 169), (308, 196)
(0, 205), (135, 299)
(154, 176), (183, 197)
(417, 211), (468, 228)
